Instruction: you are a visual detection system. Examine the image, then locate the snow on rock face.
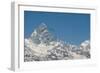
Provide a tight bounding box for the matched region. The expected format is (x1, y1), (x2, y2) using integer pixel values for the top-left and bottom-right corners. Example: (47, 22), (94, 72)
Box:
(80, 40), (90, 52)
(24, 23), (90, 62)
(30, 23), (55, 45)
(81, 40), (90, 47)
(25, 39), (48, 57)
(79, 40), (90, 58)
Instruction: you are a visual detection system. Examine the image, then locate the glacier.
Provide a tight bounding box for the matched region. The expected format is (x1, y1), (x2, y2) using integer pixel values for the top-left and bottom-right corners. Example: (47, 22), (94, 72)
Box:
(24, 23), (90, 62)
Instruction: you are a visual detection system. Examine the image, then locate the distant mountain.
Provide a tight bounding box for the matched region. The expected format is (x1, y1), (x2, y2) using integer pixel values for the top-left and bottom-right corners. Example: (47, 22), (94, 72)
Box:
(30, 23), (55, 45)
(24, 23), (90, 62)
(80, 40), (90, 58)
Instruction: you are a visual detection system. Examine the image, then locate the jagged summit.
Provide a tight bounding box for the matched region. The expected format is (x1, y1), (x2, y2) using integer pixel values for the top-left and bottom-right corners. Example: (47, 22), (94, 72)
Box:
(39, 23), (47, 28)
(30, 23), (55, 45)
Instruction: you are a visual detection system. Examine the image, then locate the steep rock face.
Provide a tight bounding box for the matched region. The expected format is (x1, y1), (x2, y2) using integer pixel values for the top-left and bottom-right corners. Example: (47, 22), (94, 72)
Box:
(24, 23), (90, 62)
(30, 23), (55, 45)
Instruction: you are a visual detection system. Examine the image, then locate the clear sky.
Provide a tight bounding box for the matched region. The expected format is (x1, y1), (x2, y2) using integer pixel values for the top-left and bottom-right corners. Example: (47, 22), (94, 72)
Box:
(24, 11), (90, 45)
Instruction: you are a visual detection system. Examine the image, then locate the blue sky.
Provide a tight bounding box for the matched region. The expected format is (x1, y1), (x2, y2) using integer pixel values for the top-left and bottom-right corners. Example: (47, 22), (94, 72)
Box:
(24, 11), (90, 45)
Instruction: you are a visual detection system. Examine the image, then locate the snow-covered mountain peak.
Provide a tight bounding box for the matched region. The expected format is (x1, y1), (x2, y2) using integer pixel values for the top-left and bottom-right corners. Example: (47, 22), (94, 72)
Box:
(24, 23), (90, 61)
(80, 40), (90, 47)
(29, 23), (55, 45)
